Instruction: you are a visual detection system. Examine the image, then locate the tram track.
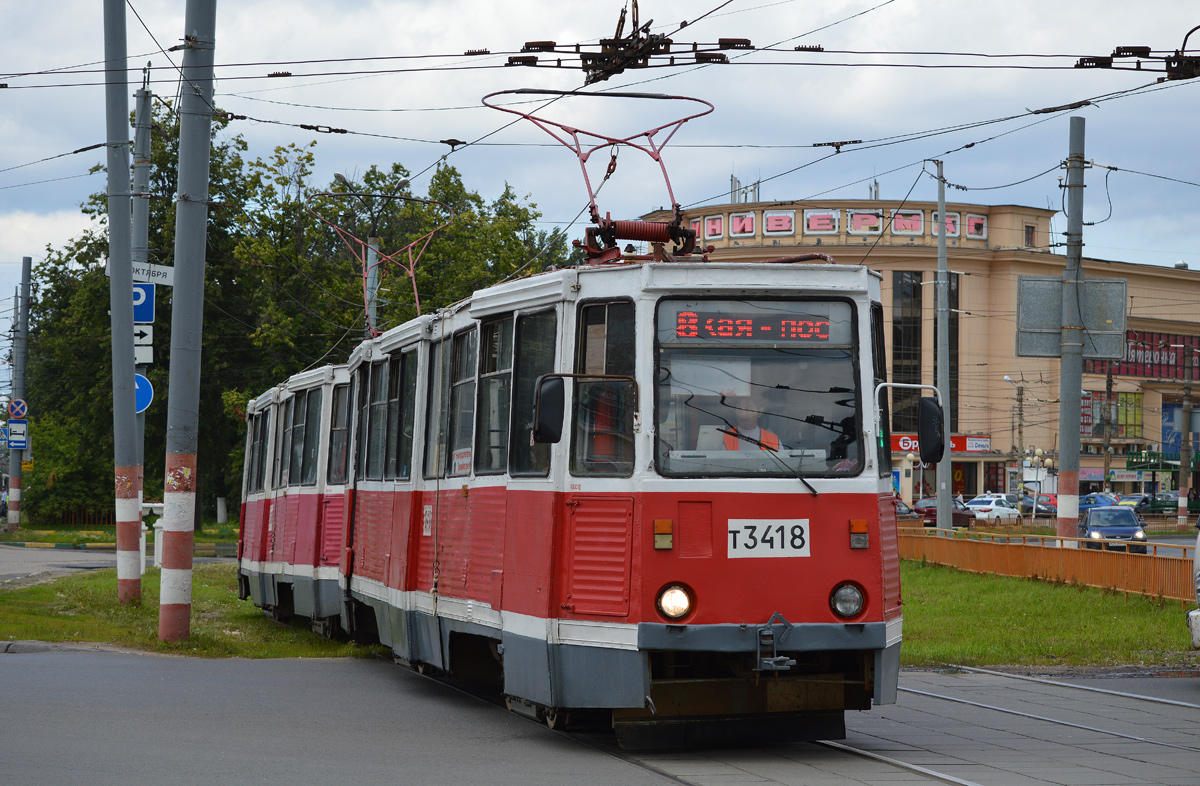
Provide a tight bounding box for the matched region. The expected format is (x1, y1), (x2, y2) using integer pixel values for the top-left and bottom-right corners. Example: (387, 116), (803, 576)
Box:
(409, 657), (1199, 785)
(616, 667), (1199, 786)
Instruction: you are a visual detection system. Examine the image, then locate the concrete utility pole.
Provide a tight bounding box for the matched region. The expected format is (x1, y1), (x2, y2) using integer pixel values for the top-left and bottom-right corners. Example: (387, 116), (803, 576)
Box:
(1056, 116), (1086, 540)
(934, 160), (952, 530)
(132, 70), (152, 484)
(7, 262), (31, 531)
(160, 0), (217, 642)
(104, 0), (141, 604)
(365, 235), (380, 338)
(1102, 363), (1114, 488)
(1179, 351), (1192, 529)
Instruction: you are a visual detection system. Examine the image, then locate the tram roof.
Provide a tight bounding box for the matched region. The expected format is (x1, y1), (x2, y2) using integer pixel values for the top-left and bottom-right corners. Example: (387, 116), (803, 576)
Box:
(354, 260), (881, 362)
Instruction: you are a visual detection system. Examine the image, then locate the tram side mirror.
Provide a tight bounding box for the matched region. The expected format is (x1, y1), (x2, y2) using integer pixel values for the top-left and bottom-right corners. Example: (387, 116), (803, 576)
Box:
(533, 375), (565, 444)
(917, 397), (945, 465)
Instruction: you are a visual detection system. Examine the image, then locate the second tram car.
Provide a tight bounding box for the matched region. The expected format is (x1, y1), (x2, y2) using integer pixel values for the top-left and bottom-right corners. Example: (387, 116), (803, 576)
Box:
(239, 258), (934, 746)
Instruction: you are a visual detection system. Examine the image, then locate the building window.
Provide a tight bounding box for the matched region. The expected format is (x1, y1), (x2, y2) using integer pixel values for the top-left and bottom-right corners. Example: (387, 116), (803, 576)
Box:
(984, 461), (1006, 494)
(1085, 391), (1143, 440)
(892, 271), (922, 432)
(1024, 225), (1035, 248)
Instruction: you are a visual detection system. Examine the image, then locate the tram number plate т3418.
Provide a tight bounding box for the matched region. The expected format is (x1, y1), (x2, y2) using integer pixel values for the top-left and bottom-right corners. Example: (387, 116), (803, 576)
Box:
(727, 519), (810, 558)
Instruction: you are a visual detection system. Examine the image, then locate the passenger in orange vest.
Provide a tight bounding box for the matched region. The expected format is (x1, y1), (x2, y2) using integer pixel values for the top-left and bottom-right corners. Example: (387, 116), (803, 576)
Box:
(722, 395), (780, 451)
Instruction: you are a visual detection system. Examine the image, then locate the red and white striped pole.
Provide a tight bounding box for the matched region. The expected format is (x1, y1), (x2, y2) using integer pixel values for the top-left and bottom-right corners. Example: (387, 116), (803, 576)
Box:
(159, 455), (195, 639)
(104, 0), (141, 603)
(7, 476), (20, 531)
(116, 469), (141, 603)
(158, 0), (216, 642)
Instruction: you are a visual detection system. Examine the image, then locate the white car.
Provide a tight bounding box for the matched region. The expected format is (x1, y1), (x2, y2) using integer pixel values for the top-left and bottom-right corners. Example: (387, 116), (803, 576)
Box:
(964, 497), (1021, 520)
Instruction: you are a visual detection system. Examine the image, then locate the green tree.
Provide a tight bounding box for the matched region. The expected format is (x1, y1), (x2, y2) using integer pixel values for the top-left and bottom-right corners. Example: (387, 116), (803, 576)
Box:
(24, 105), (571, 524)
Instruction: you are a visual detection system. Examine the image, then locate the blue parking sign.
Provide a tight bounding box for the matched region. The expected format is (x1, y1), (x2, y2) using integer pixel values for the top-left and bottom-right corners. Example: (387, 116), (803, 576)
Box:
(133, 283), (156, 324)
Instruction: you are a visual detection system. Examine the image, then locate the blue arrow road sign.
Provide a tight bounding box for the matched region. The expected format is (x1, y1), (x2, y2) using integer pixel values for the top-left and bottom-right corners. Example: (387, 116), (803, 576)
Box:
(133, 283), (156, 324)
(134, 374), (154, 414)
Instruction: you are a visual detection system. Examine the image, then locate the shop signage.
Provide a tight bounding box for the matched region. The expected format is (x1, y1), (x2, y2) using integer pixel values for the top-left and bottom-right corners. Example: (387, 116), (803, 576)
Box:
(1085, 330), (1200, 380)
(687, 208), (989, 242)
(892, 434), (990, 453)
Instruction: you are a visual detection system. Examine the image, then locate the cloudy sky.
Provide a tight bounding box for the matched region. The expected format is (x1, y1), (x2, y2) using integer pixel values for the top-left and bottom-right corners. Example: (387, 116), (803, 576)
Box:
(2, 0), (1198, 352)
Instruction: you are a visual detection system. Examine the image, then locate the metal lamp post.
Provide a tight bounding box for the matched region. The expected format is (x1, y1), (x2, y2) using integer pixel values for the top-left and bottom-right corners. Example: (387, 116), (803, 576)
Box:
(906, 452), (920, 503)
(1004, 376), (1025, 500)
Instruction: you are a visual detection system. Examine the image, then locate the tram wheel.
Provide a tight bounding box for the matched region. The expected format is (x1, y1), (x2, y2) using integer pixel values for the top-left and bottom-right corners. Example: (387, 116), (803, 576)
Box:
(544, 708), (569, 729)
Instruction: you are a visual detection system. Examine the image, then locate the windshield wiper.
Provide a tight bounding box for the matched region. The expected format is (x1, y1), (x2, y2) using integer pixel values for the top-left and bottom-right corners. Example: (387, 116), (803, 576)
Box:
(716, 428), (818, 496)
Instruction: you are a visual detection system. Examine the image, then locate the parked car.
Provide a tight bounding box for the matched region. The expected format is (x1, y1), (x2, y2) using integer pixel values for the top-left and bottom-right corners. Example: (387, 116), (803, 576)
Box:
(893, 497), (921, 522)
(1116, 494), (1152, 514)
(964, 497), (1021, 521)
(1077, 493), (1120, 515)
(1036, 493), (1058, 509)
(1077, 506), (1148, 554)
(970, 492), (1020, 507)
(1020, 494), (1057, 516)
(912, 497), (974, 528)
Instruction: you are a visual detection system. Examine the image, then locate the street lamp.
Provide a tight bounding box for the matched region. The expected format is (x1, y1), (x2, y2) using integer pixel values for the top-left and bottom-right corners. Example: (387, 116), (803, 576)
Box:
(1004, 376), (1025, 500)
(906, 452), (920, 503)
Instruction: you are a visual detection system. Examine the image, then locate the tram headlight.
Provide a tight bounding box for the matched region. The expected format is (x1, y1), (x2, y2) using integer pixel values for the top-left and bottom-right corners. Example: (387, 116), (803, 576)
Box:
(830, 583), (864, 618)
(656, 584), (693, 620)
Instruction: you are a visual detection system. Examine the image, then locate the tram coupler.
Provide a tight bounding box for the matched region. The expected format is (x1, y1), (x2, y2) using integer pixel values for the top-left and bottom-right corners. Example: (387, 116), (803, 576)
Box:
(754, 612), (797, 673)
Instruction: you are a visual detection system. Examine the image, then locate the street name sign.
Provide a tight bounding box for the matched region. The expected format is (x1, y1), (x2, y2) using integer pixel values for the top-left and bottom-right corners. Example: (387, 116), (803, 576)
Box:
(105, 258), (175, 287)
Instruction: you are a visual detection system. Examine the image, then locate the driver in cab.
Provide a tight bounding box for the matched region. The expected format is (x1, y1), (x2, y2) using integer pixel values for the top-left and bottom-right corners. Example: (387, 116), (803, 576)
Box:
(721, 395), (779, 451)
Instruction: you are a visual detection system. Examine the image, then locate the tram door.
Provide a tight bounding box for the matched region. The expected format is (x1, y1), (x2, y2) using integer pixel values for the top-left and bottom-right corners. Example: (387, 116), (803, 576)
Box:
(562, 301), (637, 617)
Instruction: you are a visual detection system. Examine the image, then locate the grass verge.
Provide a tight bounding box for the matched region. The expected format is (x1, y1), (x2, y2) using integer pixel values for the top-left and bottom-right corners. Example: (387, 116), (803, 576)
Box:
(0, 523), (237, 546)
(0, 560), (1196, 668)
(900, 560), (1198, 669)
(0, 562), (387, 659)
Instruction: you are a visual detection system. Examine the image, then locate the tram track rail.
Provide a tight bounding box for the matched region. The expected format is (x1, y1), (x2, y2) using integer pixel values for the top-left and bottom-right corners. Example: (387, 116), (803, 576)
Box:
(410, 658), (1199, 786)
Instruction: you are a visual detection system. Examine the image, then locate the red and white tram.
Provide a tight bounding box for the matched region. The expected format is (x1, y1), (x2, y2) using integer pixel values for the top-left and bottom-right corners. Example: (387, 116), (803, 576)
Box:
(239, 257), (944, 746)
(240, 364), (351, 635)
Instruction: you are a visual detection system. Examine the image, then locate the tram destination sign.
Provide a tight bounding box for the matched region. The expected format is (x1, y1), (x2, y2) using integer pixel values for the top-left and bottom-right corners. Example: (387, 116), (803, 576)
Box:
(674, 311), (831, 342)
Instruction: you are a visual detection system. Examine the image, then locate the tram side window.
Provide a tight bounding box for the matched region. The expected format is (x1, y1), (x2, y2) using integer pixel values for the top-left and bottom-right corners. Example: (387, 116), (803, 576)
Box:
(355, 366), (371, 482)
(300, 388), (322, 485)
(385, 350), (417, 480)
(510, 310), (556, 476)
(245, 411), (270, 493)
(872, 303), (891, 477)
(256, 412), (271, 490)
(365, 360), (389, 481)
(424, 339), (452, 479)
(476, 316), (514, 474)
(327, 384), (350, 485)
(288, 393), (307, 485)
(284, 388), (322, 486)
(572, 301), (635, 477)
(277, 396), (294, 486)
(424, 330), (477, 478)
(449, 330), (478, 477)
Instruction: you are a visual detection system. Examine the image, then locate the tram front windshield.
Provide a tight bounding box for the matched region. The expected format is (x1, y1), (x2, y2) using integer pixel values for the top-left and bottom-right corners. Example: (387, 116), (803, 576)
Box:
(655, 298), (861, 477)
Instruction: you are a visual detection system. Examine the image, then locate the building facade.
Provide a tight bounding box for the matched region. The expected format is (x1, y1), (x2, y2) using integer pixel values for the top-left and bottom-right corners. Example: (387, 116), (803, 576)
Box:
(645, 198), (1200, 502)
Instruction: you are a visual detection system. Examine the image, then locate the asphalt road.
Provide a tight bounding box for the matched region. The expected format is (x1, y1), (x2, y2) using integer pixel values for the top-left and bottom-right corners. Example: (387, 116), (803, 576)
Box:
(0, 650), (671, 786)
(0, 543), (121, 587)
